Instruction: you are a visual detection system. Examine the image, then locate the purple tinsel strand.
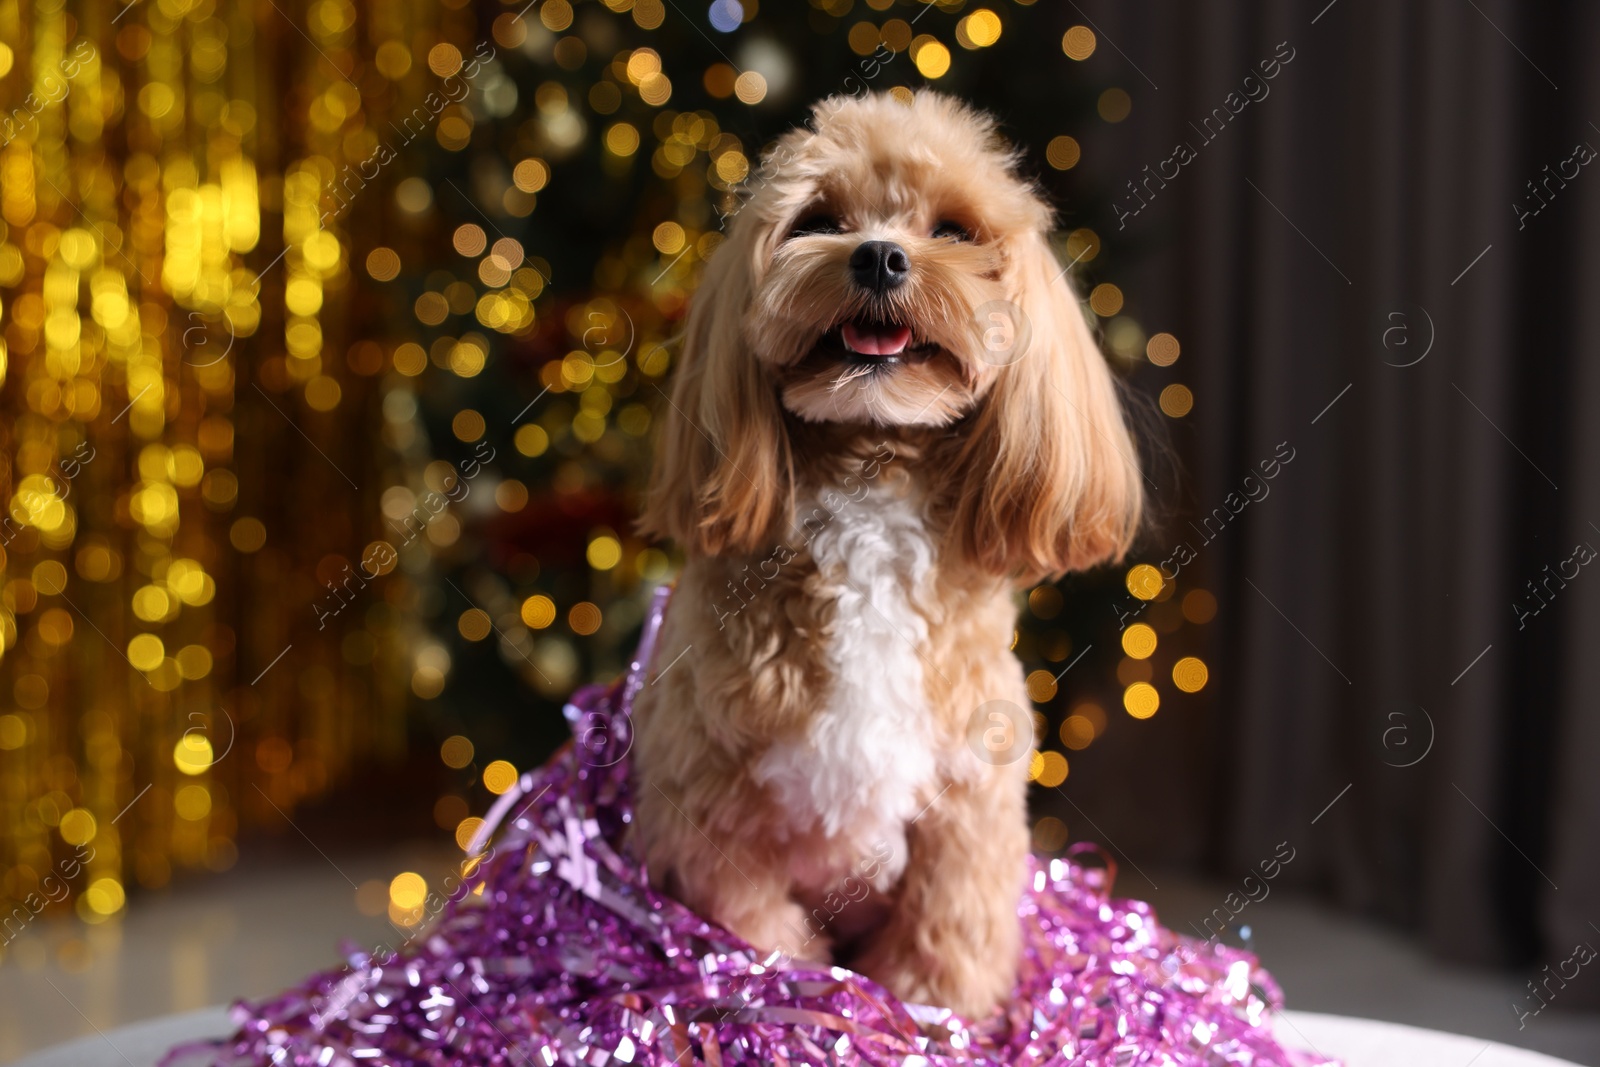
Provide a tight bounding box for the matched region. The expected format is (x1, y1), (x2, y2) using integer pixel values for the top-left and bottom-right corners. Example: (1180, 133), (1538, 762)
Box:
(165, 586), (1336, 1067)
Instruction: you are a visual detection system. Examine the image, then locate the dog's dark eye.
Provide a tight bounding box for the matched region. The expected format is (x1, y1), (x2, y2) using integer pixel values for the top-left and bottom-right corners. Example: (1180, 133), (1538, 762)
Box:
(932, 220), (971, 242)
(788, 214), (843, 239)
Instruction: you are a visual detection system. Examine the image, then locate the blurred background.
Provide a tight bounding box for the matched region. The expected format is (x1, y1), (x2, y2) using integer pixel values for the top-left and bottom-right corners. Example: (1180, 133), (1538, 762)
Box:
(0, 0), (1597, 1062)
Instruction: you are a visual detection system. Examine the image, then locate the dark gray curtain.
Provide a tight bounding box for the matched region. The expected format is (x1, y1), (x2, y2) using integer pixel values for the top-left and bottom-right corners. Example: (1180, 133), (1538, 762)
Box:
(1050, 0), (1600, 986)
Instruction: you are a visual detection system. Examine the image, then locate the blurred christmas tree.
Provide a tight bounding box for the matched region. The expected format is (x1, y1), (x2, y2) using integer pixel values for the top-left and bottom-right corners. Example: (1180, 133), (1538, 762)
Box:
(364, 0), (1193, 853)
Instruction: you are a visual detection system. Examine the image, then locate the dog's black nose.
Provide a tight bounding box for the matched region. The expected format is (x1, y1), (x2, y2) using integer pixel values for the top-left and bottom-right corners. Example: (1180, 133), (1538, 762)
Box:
(849, 241), (910, 293)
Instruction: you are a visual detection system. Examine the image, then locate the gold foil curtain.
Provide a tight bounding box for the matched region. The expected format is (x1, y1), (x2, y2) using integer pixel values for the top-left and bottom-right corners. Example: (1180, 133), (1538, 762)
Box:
(0, 0), (442, 936)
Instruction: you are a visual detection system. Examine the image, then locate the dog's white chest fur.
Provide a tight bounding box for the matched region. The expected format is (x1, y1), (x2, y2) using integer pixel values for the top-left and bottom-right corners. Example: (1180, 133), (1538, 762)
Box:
(752, 481), (938, 888)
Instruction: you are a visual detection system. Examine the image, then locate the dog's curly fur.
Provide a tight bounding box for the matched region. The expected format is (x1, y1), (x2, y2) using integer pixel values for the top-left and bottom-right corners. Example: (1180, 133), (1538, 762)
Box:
(631, 91), (1143, 1017)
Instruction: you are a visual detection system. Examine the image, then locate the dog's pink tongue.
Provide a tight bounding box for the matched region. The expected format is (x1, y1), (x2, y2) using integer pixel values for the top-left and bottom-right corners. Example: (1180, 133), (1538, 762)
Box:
(841, 321), (912, 356)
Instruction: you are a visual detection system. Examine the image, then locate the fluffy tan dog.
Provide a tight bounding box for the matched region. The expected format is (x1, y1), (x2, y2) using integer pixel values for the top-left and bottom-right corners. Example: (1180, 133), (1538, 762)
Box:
(632, 91), (1142, 1018)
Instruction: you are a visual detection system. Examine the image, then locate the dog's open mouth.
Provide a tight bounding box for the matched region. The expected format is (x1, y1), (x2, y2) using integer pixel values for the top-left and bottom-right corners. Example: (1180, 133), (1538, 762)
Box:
(816, 318), (938, 366)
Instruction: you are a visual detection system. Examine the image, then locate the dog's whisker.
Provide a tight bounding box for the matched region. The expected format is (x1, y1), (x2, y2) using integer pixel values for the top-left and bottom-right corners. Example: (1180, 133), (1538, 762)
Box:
(828, 365), (876, 394)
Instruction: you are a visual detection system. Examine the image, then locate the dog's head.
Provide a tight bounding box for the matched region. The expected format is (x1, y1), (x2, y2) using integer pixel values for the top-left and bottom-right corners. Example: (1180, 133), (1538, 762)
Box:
(643, 92), (1142, 580)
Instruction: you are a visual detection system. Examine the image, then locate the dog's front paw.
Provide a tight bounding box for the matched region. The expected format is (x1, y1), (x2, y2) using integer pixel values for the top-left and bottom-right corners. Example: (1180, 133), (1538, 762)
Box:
(722, 899), (832, 966)
(855, 937), (1012, 1020)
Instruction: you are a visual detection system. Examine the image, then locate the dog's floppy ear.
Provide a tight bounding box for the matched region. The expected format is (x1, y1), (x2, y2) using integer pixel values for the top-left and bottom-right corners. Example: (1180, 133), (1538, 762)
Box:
(939, 229), (1143, 582)
(639, 223), (793, 557)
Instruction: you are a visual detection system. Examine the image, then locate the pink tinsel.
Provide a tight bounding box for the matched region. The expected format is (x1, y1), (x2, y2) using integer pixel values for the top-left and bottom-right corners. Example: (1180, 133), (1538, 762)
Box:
(165, 587), (1335, 1067)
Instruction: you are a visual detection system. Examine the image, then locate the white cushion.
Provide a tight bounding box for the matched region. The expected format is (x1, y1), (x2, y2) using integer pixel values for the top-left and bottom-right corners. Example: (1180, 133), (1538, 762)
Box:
(1276, 1011), (1585, 1066)
(8, 1007), (1587, 1066)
